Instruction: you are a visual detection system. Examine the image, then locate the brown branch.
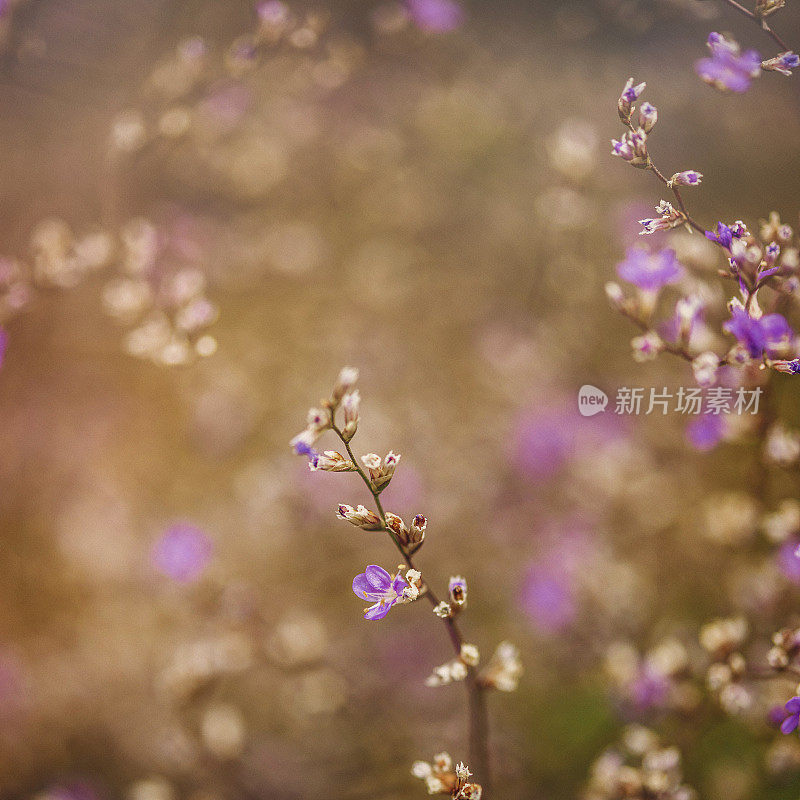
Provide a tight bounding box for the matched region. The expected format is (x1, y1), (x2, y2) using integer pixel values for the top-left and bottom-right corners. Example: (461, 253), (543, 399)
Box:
(720, 0), (791, 52)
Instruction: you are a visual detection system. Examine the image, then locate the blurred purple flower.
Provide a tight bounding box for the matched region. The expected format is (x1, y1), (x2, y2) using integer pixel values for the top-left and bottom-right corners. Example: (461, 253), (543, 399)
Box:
(777, 539), (800, 584)
(781, 696), (800, 734)
(520, 568), (576, 633)
(617, 248), (683, 291)
(723, 306), (792, 359)
(510, 404), (625, 482)
(153, 522), (213, 582)
(352, 565), (409, 620)
(406, 0), (464, 32)
(629, 666), (670, 711)
(0, 328), (6, 369)
(696, 32), (761, 93)
(686, 414), (725, 451)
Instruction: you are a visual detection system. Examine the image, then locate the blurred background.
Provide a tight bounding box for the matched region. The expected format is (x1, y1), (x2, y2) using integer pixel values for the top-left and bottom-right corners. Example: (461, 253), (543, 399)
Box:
(1, 1), (800, 798)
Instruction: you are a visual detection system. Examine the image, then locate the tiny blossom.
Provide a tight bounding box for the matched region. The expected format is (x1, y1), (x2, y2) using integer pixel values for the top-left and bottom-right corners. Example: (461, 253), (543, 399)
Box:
(336, 504), (383, 530)
(605, 281), (625, 308)
(756, 0), (785, 15)
(449, 575), (468, 607)
(340, 390), (360, 440)
(332, 365), (359, 401)
(696, 32), (761, 93)
(618, 78), (646, 121)
(781, 697), (800, 734)
(669, 170), (703, 187)
(611, 128), (649, 168)
(152, 523), (213, 582)
(406, 0), (465, 33)
(616, 248), (683, 291)
(308, 450), (356, 472)
(639, 200), (685, 235)
(426, 659), (468, 687)
(352, 565), (411, 621)
(687, 413), (726, 452)
(631, 331), (663, 362)
(692, 352), (720, 387)
(479, 641), (523, 692)
(762, 51), (799, 75)
(706, 221), (746, 250)
(433, 601), (453, 618)
(361, 451), (400, 491)
(773, 359), (800, 374)
(460, 643), (480, 666)
(723, 305), (793, 359)
(638, 102), (657, 132)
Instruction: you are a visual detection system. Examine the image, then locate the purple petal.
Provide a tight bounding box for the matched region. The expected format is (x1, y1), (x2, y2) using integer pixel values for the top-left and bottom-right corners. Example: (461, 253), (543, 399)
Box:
(363, 601), (393, 620)
(786, 696), (800, 713)
(761, 313), (792, 341)
(391, 574), (409, 596)
(352, 573), (384, 601)
(781, 713), (799, 735)
(364, 564), (392, 591)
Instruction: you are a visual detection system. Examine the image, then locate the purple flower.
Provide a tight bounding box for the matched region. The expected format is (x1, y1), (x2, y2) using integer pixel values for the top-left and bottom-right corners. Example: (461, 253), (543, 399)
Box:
(520, 568), (576, 633)
(406, 0), (464, 32)
(723, 306), (793, 359)
(617, 248), (684, 291)
(352, 565), (409, 620)
(0, 328), (6, 369)
(696, 32), (761, 93)
(776, 539), (800, 583)
(686, 415), (726, 451)
(153, 523), (213, 582)
(762, 51), (800, 76)
(670, 170), (702, 187)
(293, 440), (320, 467)
(774, 359), (800, 375)
(706, 222), (738, 250)
(781, 696), (800, 734)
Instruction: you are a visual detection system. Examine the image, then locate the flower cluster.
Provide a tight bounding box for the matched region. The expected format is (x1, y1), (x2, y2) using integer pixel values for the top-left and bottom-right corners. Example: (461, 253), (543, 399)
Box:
(584, 726), (696, 800)
(609, 77), (800, 381)
(411, 753), (482, 799)
(291, 367), (519, 794)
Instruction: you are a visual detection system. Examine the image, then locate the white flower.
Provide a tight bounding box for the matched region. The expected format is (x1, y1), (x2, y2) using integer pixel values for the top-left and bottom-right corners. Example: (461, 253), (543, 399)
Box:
(433, 601), (452, 619)
(460, 644), (480, 667)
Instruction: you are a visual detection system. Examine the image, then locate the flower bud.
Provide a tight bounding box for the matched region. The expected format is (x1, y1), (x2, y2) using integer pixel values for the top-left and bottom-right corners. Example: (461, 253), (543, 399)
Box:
(618, 78), (646, 121)
(340, 390), (360, 441)
(449, 575), (468, 608)
(332, 366), (358, 402)
(433, 601), (453, 619)
(638, 102), (657, 132)
(409, 514), (427, 546)
(605, 281), (625, 309)
(692, 352), (720, 387)
(309, 450), (356, 472)
(460, 643), (480, 667)
(336, 504), (383, 530)
(755, 0), (786, 17)
(669, 170), (703, 187)
(631, 331), (663, 362)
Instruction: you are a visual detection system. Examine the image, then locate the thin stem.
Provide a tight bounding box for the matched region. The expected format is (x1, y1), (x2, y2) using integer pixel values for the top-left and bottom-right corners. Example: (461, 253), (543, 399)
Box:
(720, 0), (791, 52)
(331, 421), (491, 792)
(649, 163), (707, 235)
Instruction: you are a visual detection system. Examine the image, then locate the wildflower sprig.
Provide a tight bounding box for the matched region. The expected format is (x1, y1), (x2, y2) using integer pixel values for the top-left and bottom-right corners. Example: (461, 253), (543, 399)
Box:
(611, 78), (800, 378)
(291, 367), (520, 796)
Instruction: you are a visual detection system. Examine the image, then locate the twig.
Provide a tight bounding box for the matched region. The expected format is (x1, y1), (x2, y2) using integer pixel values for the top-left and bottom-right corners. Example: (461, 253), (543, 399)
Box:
(720, 0), (791, 52)
(331, 422), (491, 793)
